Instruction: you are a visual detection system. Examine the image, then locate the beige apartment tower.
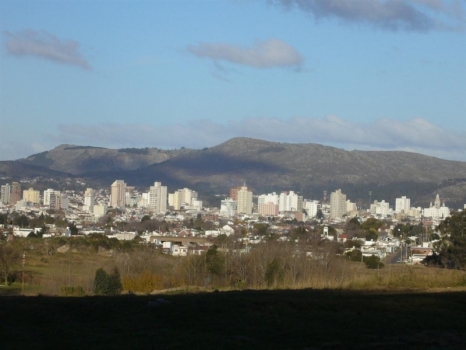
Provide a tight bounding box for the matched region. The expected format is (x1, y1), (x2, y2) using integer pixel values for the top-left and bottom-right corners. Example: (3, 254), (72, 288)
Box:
(237, 186), (253, 215)
(110, 180), (127, 208)
(23, 188), (40, 204)
(330, 189), (347, 219)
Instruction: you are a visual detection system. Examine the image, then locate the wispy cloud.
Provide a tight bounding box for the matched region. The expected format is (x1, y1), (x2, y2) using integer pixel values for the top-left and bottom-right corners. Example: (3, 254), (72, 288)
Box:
(4, 29), (91, 70)
(188, 38), (304, 70)
(269, 0), (465, 32)
(0, 140), (48, 161)
(49, 116), (466, 161)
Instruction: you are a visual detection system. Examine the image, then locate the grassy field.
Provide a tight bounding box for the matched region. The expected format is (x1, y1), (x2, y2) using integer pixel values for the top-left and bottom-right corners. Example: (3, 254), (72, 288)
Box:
(2, 288), (466, 349)
(3, 239), (466, 348)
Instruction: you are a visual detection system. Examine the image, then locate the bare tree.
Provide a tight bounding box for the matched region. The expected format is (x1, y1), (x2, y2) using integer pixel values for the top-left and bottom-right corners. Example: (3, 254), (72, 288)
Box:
(0, 245), (20, 286)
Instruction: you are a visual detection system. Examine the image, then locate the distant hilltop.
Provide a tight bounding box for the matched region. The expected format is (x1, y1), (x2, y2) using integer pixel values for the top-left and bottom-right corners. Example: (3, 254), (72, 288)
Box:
(2, 137), (466, 207)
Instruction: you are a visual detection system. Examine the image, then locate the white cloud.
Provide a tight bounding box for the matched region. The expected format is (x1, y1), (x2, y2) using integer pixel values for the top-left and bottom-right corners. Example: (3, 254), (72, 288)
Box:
(4, 29), (91, 70)
(45, 116), (466, 162)
(269, 0), (465, 32)
(188, 38), (304, 70)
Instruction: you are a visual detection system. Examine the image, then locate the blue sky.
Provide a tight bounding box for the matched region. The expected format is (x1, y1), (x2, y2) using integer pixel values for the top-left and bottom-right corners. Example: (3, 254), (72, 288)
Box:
(1, 0), (465, 161)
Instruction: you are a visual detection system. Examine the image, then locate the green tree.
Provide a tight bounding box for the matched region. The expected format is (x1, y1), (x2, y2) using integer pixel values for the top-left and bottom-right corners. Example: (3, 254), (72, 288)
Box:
(13, 214), (29, 228)
(93, 268), (110, 295)
(108, 267), (123, 295)
(141, 215), (151, 223)
(345, 249), (362, 262)
(264, 258), (283, 287)
(434, 210), (466, 269)
(361, 218), (383, 231)
(253, 223), (269, 236)
(93, 268), (121, 296)
(365, 230), (379, 242)
(364, 255), (384, 269)
(68, 222), (79, 235)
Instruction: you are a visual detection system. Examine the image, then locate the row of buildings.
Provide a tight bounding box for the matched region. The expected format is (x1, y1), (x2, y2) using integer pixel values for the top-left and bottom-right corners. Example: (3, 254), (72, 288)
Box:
(109, 180), (202, 214)
(1, 178), (455, 223)
(1, 184), (69, 210)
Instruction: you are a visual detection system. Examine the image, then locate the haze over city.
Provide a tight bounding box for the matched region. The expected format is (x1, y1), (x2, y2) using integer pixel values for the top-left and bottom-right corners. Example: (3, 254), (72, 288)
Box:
(1, 0), (465, 161)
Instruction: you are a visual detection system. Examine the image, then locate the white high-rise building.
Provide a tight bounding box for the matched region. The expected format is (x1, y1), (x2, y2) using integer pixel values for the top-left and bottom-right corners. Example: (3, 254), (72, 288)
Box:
(258, 193), (279, 206)
(149, 181), (167, 214)
(84, 188), (95, 213)
(1, 183), (11, 204)
(237, 186), (253, 215)
(190, 199), (203, 211)
(395, 196), (411, 214)
(370, 200), (391, 217)
(110, 180), (126, 208)
(170, 188), (199, 210)
(329, 189), (347, 219)
(304, 200), (320, 218)
(138, 192), (150, 208)
(279, 191), (303, 212)
(43, 189), (60, 206)
(220, 198), (237, 217)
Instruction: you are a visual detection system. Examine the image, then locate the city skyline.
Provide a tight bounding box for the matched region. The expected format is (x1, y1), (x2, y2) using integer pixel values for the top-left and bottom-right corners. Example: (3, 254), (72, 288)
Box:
(1, 0), (465, 161)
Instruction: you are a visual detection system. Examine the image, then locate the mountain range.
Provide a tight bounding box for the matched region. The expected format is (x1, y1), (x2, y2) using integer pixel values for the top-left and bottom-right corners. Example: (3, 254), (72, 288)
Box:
(2, 138), (466, 207)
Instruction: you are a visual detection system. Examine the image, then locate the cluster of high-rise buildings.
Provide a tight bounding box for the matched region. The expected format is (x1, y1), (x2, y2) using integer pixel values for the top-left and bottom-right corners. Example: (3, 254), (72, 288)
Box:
(218, 186), (452, 221)
(107, 180), (202, 214)
(0, 177), (454, 223)
(1, 183), (69, 210)
(0, 182), (22, 206)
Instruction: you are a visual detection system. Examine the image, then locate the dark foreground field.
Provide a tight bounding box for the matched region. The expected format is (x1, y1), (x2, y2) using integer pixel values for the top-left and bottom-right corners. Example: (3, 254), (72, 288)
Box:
(2, 289), (466, 349)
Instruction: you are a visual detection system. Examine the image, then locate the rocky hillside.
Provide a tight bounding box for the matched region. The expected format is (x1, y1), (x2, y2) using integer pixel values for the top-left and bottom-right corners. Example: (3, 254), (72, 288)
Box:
(0, 161), (72, 179)
(81, 138), (466, 206)
(18, 145), (194, 175)
(3, 138), (466, 206)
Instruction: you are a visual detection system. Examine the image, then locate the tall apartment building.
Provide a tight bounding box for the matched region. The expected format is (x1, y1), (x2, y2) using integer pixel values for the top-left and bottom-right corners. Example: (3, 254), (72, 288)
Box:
(395, 196), (411, 214)
(304, 200), (320, 218)
(279, 191), (303, 213)
(237, 186), (253, 215)
(258, 192), (279, 216)
(171, 188), (198, 210)
(44, 189), (61, 206)
(230, 185), (252, 201)
(9, 182), (21, 205)
(1, 183), (11, 204)
(49, 192), (61, 210)
(23, 188), (40, 204)
(258, 193), (279, 206)
(346, 200), (357, 213)
(370, 200), (390, 216)
(84, 188), (95, 213)
(110, 180), (126, 208)
(149, 181), (167, 214)
(220, 198), (237, 217)
(329, 189), (347, 219)
(258, 202), (279, 216)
